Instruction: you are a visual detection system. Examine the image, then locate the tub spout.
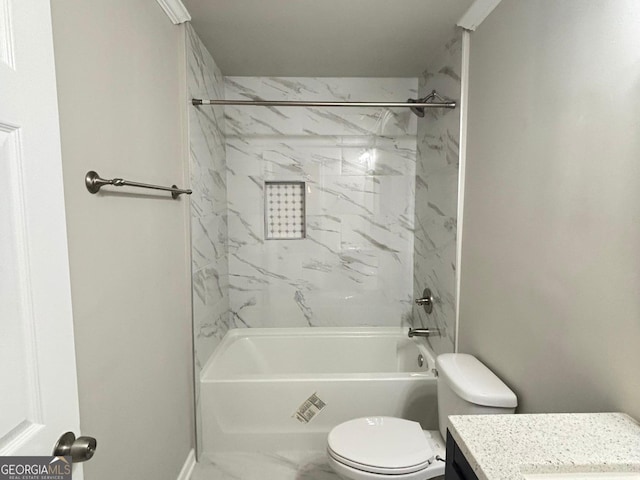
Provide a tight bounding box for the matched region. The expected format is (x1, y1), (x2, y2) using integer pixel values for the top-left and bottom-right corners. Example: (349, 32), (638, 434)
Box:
(408, 328), (441, 338)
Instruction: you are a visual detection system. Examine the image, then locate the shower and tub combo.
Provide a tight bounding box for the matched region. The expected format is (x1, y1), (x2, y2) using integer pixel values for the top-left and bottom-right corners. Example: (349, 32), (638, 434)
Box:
(198, 326), (517, 480)
(187, 37), (470, 477)
(200, 327), (438, 455)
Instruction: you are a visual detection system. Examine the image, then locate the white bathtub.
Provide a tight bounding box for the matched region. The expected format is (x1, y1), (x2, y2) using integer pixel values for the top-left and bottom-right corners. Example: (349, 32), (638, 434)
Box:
(200, 327), (438, 455)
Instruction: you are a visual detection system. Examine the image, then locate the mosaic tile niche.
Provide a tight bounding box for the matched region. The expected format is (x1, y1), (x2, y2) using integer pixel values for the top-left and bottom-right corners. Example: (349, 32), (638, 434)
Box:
(265, 182), (306, 240)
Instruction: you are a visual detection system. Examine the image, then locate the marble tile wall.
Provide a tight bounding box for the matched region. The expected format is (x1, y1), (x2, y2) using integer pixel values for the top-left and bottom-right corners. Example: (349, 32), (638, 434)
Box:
(225, 77), (418, 328)
(412, 31), (462, 355)
(186, 24), (230, 456)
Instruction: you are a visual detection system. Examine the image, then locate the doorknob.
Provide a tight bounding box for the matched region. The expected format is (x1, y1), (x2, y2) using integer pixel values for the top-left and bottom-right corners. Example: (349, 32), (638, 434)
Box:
(53, 432), (97, 463)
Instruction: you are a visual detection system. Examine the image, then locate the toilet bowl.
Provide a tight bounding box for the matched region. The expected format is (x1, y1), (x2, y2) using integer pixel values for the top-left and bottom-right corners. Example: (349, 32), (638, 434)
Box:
(327, 353), (517, 480)
(327, 417), (445, 480)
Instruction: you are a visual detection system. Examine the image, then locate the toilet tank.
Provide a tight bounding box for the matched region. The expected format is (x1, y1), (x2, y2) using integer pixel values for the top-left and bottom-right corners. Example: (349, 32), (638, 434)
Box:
(436, 354), (517, 440)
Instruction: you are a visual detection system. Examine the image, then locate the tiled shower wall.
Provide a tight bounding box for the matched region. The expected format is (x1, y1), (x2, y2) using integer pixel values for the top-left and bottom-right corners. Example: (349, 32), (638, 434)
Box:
(187, 24), (230, 374)
(225, 77), (418, 328)
(186, 24), (229, 455)
(412, 32), (462, 355)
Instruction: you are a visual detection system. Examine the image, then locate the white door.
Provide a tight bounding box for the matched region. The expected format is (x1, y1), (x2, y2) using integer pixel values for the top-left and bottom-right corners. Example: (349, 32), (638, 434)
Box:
(0, 0), (82, 473)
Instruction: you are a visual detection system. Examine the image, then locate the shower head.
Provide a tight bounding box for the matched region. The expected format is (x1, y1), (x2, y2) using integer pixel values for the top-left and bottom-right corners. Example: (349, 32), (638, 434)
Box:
(407, 98), (426, 117)
(407, 90), (449, 117)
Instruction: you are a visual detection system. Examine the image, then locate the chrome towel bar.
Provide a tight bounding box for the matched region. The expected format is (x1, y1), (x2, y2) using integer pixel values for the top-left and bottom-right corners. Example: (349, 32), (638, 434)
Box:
(85, 171), (192, 199)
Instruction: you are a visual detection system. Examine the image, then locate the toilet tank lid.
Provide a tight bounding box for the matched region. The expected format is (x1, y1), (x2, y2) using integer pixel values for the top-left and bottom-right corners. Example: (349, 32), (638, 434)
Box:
(436, 354), (517, 408)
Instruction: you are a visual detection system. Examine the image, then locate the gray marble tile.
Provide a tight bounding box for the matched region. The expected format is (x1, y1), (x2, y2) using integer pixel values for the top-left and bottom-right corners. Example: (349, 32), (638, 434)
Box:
(412, 31), (462, 354)
(413, 239), (457, 355)
(225, 77), (418, 328)
(187, 23), (230, 457)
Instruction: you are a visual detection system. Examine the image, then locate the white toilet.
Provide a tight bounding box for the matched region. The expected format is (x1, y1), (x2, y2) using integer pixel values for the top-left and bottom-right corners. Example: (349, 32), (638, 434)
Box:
(327, 353), (518, 480)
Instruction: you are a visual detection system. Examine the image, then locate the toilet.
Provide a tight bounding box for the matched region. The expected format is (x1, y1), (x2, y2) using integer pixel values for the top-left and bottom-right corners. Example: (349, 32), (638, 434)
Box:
(327, 353), (518, 480)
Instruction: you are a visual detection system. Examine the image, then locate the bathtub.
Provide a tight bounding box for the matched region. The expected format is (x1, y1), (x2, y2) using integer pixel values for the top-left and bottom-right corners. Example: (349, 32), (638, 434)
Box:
(200, 327), (438, 455)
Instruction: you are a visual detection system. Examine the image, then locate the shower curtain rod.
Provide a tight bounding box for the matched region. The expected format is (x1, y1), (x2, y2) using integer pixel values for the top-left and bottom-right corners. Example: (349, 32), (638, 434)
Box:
(191, 98), (456, 109)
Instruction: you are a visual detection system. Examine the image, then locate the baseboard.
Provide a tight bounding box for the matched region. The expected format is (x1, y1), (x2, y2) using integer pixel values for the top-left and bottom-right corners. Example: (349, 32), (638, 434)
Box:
(177, 449), (196, 480)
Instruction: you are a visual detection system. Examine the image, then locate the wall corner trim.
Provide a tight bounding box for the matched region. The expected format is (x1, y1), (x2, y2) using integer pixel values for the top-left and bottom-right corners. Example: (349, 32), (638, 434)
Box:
(454, 30), (471, 354)
(176, 449), (196, 480)
(156, 0), (191, 24)
(457, 0), (502, 31)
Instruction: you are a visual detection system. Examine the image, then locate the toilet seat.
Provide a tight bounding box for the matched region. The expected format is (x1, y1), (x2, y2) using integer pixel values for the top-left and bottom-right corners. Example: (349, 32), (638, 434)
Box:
(327, 417), (445, 479)
(328, 446), (432, 475)
(327, 453), (445, 480)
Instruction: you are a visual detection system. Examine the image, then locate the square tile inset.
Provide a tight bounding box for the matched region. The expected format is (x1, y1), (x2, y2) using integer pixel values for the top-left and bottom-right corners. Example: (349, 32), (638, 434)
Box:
(265, 182), (306, 240)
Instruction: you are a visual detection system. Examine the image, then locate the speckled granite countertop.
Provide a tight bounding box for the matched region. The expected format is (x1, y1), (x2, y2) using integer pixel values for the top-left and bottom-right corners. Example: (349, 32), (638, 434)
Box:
(448, 413), (640, 480)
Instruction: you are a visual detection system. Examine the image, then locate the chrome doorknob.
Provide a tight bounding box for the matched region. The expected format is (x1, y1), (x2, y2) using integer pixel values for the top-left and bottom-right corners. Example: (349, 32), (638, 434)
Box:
(53, 432), (97, 463)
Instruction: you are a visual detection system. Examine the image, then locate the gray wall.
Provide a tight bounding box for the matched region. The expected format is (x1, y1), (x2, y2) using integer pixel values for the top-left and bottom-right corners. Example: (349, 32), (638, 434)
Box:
(459, 0), (640, 420)
(51, 1), (193, 478)
(412, 31), (462, 356)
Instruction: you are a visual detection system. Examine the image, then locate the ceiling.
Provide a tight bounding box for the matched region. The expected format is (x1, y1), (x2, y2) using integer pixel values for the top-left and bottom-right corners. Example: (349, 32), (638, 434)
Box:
(182, 0), (474, 77)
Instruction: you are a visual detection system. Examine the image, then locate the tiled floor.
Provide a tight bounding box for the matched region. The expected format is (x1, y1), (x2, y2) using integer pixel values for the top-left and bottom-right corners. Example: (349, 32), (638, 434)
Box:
(190, 451), (341, 480)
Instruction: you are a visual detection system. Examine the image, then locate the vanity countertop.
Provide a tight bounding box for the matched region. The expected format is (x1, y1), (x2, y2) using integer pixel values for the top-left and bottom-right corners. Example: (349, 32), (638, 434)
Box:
(448, 412), (640, 480)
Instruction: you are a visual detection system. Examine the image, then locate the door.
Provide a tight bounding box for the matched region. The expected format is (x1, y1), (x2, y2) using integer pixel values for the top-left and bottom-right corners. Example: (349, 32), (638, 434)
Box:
(0, 0), (82, 474)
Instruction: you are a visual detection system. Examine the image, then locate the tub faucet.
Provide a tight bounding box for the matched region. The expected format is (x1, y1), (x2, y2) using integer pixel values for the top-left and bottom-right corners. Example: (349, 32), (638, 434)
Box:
(408, 328), (441, 338)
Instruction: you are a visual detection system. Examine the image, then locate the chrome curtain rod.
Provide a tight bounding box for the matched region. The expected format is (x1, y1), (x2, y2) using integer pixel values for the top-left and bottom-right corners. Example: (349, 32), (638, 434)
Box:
(85, 171), (192, 199)
(192, 99), (456, 109)
(192, 90), (456, 117)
